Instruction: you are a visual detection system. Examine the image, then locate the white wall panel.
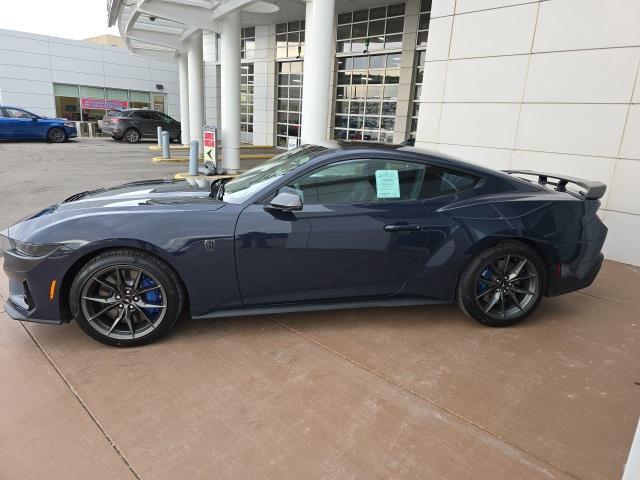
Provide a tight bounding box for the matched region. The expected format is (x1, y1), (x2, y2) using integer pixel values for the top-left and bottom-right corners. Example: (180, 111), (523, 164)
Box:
(602, 210), (640, 266)
(439, 103), (520, 149)
(607, 159), (640, 215)
(620, 105), (640, 160)
(102, 76), (148, 92)
(0, 49), (50, 69)
(443, 55), (529, 102)
(0, 77), (53, 96)
(0, 35), (49, 55)
(449, 3), (538, 58)
(103, 49), (149, 68)
(437, 144), (512, 170)
(429, 0), (455, 18)
(50, 57), (104, 76)
(0, 64), (52, 82)
(525, 48), (640, 104)
(534, 0), (640, 52)
(51, 70), (104, 88)
(425, 16), (453, 61)
(420, 61), (447, 102)
(455, 0), (537, 14)
(516, 104), (628, 157)
(416, 102), (442, 143)
(48, 42), (102, 62)
(101, 64), (150, 81)
(2, 92), (54, 111)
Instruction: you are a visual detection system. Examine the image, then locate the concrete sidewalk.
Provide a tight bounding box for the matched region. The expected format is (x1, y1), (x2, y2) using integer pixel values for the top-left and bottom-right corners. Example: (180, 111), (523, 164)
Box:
(1, 260), (638, 480)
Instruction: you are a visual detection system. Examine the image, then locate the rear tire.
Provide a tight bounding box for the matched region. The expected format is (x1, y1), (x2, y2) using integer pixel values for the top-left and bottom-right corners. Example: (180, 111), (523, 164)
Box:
(457, 241), (545, 327)
(69, 249), (184, 347)
(47, 127), (67, 143)
(123, 128), (140, 143)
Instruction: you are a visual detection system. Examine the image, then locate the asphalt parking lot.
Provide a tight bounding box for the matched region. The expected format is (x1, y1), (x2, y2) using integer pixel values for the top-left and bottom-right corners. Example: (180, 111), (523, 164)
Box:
(0, 138), (639, 480)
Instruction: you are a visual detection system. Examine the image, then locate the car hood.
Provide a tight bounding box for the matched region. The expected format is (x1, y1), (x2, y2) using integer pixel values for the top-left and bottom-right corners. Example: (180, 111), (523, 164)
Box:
(23, 179), (222, 220)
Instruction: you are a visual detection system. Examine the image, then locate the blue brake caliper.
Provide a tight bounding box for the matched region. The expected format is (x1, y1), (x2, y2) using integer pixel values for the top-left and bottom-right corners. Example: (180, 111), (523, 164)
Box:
(140, 275), (161, 318)
(477, 267), (492, 294)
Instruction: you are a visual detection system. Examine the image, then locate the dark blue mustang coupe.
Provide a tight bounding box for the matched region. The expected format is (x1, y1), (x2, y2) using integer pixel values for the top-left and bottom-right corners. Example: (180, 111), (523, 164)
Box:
(1, 143), (607, 346)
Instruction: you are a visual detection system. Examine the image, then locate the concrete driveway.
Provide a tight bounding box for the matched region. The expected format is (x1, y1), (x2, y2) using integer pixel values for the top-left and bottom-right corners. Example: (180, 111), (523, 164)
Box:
(0, 139), (638, 479)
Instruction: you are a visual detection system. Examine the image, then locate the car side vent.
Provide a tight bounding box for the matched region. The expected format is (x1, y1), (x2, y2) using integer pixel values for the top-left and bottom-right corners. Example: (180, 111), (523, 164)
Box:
(63, 191), (90, 203)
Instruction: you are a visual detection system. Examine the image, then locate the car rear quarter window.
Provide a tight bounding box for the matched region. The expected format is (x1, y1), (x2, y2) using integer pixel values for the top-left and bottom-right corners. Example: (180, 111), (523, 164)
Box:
(420, 165), (480, 199)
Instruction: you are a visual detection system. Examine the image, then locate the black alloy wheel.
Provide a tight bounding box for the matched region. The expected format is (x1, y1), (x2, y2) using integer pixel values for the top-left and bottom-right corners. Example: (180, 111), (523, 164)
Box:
(458, 241), (545, 327)
(70, 249), (183, 347)
(123, 128), (141, 143)
(47, 127), (67, 143)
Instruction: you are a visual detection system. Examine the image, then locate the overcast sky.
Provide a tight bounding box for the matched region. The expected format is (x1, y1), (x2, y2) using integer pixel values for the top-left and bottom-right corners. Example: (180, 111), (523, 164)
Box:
(0, 0), (119, 40)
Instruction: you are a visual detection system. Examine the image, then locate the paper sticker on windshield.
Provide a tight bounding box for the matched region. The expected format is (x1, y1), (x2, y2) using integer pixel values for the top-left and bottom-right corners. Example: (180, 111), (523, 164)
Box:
(375, 170), (400, 198)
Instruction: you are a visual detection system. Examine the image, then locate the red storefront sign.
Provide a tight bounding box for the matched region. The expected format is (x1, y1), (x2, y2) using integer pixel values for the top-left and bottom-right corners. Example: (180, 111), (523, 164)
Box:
(80, 98), (129, 110)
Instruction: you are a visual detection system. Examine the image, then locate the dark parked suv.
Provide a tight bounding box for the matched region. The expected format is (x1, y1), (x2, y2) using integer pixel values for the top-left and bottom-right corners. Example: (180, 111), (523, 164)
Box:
(102, 109), (181, 143)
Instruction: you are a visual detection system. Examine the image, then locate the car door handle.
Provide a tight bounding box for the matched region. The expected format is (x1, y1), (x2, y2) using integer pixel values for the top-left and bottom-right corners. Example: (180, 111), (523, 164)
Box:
(384, 224), (424, 233)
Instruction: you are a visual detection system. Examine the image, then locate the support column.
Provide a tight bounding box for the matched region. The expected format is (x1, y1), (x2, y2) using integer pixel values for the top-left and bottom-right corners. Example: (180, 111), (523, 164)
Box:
(220, 11), (241, 172)
(178, 53), (190, 145)
(187, 30), (204, 152)
(300, 0), (335, 145)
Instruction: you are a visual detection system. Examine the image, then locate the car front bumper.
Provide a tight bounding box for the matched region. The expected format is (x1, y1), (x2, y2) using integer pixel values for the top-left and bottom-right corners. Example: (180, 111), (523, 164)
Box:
(65, 128), (78, 138)
(2, 247), (70, 325)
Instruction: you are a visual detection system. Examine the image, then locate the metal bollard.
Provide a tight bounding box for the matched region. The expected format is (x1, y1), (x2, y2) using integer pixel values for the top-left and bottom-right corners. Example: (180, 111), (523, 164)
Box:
(189, 140), (199, 176)
(161, 131), (170, 159)
(157, 126), (162, 148)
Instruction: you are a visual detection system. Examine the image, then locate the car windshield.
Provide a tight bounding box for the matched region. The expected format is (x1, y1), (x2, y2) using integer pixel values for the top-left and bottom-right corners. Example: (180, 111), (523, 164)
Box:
(222, 145), (327, 204)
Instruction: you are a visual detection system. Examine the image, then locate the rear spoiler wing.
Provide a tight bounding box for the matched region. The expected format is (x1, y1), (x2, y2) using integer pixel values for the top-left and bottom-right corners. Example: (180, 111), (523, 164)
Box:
(503, 170), (606, 200)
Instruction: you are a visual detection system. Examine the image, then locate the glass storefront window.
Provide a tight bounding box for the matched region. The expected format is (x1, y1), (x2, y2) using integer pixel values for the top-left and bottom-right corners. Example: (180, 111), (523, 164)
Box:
(54, 96), (80, 121)
(276, 21), (305, 59)
(53, 84), (157, 120)
(334, 53), (398, 143)
(106, 88), (128, 102)
(417, 0), (432, 46)
(410, 50), (426, 138)
(241, 63), (254, 133)
(276, 60), (303, 147)
(241, 27), (255, 60)
(54, 84), (79, 97)
(129, 90), (150, 109)
(336, 3), (405, 54)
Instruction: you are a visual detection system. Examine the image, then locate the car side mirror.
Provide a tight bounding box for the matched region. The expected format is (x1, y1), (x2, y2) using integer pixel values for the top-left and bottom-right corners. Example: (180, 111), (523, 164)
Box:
(31, 116), (38, 121)
(265, 192), (303, 212)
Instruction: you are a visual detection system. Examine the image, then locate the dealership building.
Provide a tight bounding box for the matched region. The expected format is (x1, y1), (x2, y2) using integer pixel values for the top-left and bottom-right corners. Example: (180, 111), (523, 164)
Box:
(1, 0), (639, 266)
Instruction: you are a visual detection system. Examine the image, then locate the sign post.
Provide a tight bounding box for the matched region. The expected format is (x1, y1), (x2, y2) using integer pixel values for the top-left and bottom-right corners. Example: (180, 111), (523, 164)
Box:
(203, 125), (217, 171)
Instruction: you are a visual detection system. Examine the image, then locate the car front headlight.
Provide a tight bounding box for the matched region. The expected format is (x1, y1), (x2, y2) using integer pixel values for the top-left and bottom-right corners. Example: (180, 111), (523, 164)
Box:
(0, 232), (14, 253)
(0, 233), (66, 258)
(64, 122), (76, 129)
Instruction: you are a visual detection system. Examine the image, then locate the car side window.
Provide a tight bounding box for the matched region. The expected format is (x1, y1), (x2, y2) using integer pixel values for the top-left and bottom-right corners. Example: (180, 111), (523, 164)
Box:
(155, 112), (172, 122)
(281, 159), (427, 205)
(5, 108), (33, 119)
(132, 111), (152, 120)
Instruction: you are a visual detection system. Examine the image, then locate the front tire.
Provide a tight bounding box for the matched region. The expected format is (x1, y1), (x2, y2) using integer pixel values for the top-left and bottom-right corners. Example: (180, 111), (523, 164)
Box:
(457, 241), (545, 327)
(47, 127), (67, 143)
(123, 128), (141, 143)
(69, 249), (183, 347)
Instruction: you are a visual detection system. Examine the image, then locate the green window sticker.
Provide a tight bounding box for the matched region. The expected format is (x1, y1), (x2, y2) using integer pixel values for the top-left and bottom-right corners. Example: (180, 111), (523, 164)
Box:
(375, 169), (400, 198)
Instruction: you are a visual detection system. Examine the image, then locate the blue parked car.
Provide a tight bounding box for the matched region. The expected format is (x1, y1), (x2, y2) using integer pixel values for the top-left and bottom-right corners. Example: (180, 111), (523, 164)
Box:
(0, 106), (77, 142)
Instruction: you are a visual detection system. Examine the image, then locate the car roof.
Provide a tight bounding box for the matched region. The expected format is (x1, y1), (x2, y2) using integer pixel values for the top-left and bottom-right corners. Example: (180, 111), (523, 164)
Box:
(309, 141), (506, 178)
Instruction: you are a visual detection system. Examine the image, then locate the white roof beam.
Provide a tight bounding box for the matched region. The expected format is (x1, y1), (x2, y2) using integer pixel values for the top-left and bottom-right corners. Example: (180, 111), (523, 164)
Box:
(138, 0), (221, 32)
